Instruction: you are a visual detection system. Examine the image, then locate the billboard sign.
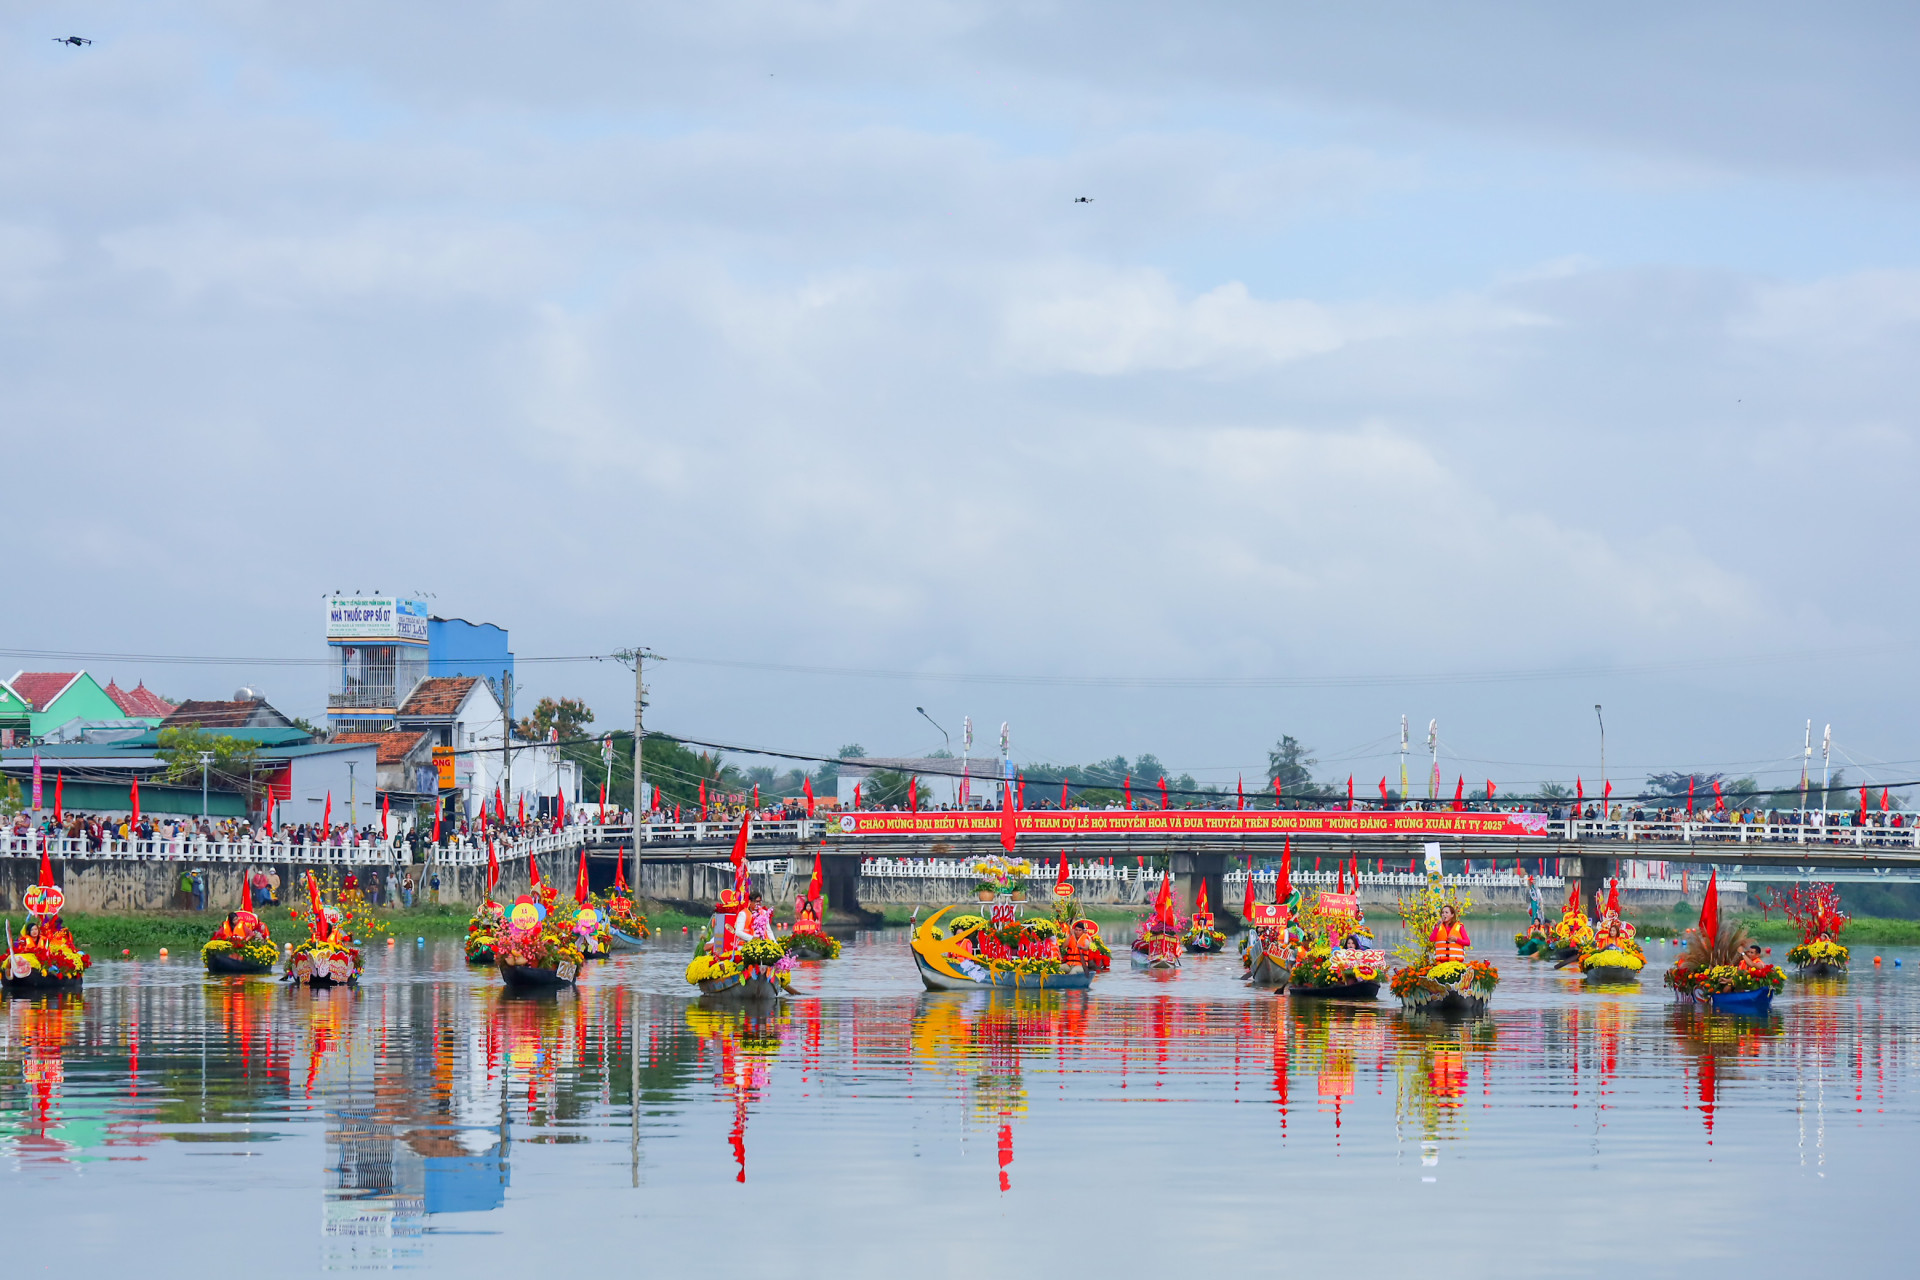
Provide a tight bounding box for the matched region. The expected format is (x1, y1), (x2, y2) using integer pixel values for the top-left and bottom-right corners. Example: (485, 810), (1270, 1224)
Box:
(326, 596), (429, 644)
(832, 810), (1549, 839)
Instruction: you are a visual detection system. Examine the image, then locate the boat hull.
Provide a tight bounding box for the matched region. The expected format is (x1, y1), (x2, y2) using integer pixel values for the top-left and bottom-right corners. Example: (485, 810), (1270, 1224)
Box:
(1287, 980), (1381, 1001)
(1245, 952), (1291, 987)
(1131, 951), (1182, 970)
(607, 927), (647, 951)
(498, 961), (577, 990)
(205, 953), (275, 976)
(2, 973), (83, 993)
(912, 949), (1091, 992)
(1582, 965), (1642, 984)
(697, 972), (789, 1001)
(466, 946), (495, 965)
(1402, 988), (1488, 1017)
(1184, 938), (1223, 954)
(1706, 988), (1774, 1014)
(1798, 961), (1843, 978)
(1515, 938), (1543, 957)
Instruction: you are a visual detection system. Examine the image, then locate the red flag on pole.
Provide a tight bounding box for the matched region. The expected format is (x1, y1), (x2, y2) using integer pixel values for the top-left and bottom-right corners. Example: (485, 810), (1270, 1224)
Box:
(486, 839), (499, 895)
(1272, 777), (1281, 806)
(1336, 859), (1347, 894)
(599, 783), (606, 824)
(431, 806), (441, 845)
(1236, 776), (1244, 810)
(1378, 777), (1388, 805)
(1158, 776), (1169, 810)
(517, 794), (525, 827)
(615, 855), (628, 891)
(730, 812), (751, 893)
(1486, 780), (1495, 802)
(1603, 780), (1612, 811)
(1241, 855), (1255, 918)
(1712, 779), (1724, 814)
(1056, 850), (1070, 895)
(1000, 784), (1018, 853)
(802, 776), (815, 817)
(908, 777), (918, 814)
(1686, 776), (1695, 816)
(1017, 774), (1025, 810)
(53, 771), (62, 823)
(854, 782), (862, 810)
(1060, 777), (1069, 809)
(1124, 775), (1133, 809)
(131, 775), (141, 828)
(699, 778), (708, 820)
(323, 792), (332, 839)
(1576, 777), (1584, 806)
(1882, 788), (1891, 813)
(1699, 870), (1719, 946)
(1451, 776), (1464, 811)
(1859, 786), (1869, 817)
(382, 792), (391, 839)
(556, 785), (566, 831)
(1347, 776), (1354, 810)
(1277, 838), (1292, 904)
(1153, 870), (1173, 926)
(752, 784), (760, 811)
(576, 849), (589, 904)
(807, 851), (823, 905)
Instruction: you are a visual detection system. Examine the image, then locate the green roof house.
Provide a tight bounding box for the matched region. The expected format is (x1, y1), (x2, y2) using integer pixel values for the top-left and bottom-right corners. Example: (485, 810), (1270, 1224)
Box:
(0, 677), (28, 747)
(7, 671), (131, 740)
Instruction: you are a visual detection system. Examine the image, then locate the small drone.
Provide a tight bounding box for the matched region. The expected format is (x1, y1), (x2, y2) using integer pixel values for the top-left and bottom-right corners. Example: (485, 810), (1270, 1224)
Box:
(1073, 196), (1093, 204)
(53, 36), (93, 46)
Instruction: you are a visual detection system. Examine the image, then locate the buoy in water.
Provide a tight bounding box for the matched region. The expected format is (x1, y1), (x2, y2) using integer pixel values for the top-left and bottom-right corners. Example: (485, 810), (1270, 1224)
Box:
(158, 948), (168, 957)
(121, 948), (130, 956)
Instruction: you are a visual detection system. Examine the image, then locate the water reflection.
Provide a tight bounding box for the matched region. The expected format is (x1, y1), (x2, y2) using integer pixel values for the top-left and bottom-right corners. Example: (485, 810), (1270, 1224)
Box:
(0, 934), (1916, 1274)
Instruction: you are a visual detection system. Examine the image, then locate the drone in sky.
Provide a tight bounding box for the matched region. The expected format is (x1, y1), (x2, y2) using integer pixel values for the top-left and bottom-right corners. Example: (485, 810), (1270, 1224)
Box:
(53, 36), (93, 46)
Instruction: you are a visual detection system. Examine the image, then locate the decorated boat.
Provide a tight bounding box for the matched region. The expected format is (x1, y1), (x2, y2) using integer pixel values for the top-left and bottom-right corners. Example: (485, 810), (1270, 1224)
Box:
(911, 908), (1092, 990)
(1391, 887), (1498, 1015)
(1287, 864), (1384, 999)
(1576, 882), (1647, 983)
(465, 900), (504, 965)
(1182, 881), (1227, 953)
(285, 872), (367, 987)
(1131, 871), (1185, 969)
(1544, 886), (1594, 965)
(202, 907), (278, 975)
(3, 851), (90, 992)
(784, 858), (842, 959)
(1514, 922), (1549, 956)
(605, 861), (651, 950)
(495, 889), (586, 990)
(686, 819), (795, 1001)
(1770, 882), (1851, 977)
(1665, 871), (1784, 1015)
(1239, 843), (1299, 986)
(566, 851), (613, 959)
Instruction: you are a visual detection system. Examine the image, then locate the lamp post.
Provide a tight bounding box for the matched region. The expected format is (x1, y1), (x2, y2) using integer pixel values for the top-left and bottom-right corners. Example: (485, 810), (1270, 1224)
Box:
(1594, 705), (1605, 818)
(915, 707), (950, 751)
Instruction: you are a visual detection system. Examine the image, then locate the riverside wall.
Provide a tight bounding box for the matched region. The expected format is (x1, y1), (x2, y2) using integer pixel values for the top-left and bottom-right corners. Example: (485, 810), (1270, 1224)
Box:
(0, 857), (547, 914)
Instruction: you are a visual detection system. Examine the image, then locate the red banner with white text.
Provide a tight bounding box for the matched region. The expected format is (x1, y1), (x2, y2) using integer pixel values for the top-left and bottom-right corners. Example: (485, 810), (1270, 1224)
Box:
(828, 810), (1550, 839)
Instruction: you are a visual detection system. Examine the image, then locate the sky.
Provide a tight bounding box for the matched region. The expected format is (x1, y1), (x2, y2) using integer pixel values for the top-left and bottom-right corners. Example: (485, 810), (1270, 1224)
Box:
(4, 2), (1918, 798)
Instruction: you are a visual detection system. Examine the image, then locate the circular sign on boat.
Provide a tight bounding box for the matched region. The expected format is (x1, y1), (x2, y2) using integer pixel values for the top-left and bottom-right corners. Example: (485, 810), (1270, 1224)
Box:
(1052, 882), (1074, 899)
(10, 954), (34, 979)
(508, 896), (544, 933)
(22, 885), (63, 917)
(327, 956), (353, 982)
(575, 908), (600, 929)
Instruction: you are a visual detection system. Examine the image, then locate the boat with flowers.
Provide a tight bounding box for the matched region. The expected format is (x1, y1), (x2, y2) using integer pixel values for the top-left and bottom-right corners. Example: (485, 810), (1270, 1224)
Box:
(1390, 888), (1498, 1015)
(465, 901), (503, 965)
(1182, 881), (1227, 954)
(1286, 870), (1384, 999)
(4, 851), (91, 992)
(911, 908), (1093, 990)
(784, 859), (841, 958)
(495, 891), (586, 990)
(685, 820), (796, 1001)
(1239, 844), (1300, 986)
(1131, 872), (1185, 969)
(202, 908), (278, 975)
(605, 865), (652, 950)
(1576, 882), (1646, 983)
(1664, 872), (1784, 1014)
(1545, 887), (1594, 965)
(284, 872), (367, 987)
(1513, 921), (1548, 956)
(1769, 882), (1851, 977)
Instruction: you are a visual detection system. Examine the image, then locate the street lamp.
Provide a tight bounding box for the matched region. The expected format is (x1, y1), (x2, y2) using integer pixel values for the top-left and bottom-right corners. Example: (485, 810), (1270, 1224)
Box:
(1594, 705), (1605, 818)
(915, 707), (950, 751)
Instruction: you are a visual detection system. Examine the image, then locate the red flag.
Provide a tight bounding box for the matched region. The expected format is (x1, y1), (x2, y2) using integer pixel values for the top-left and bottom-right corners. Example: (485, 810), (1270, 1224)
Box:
(517, 794), (525, 827)
(1576, 777), (1584, 805)
(38, 835), (55, 891)
(1277, 838), (1292, 903)
(854, 782), (862, 809)
(382, 792), (391, 838)
(1699, 870), (1719, 946)
(700, 778), (708, 820)
(556, 786), (566, 831)
(1242, 855), (1255, 917)
(1195, 878), (1210, 917)
(1378, 777), (1388, 805)
(730, 812), (752, 892)
(599, 783), (606, 824)
(802, 775), (815, 817)
(1346, 775), (1354, 809)
(576, 849), (589, 904)
(1236, 776), (1244, 810)
(1060, 777), (1069, 809)
(486, 839), (499, 894)
(1486, 780), (1495, 802)
(908, 777), (918, 814)
(1451, 776), (1464, 811)
(1606, 878), (1620, 916)
(1686, 776), (1695, 816)
(53, 771), (62, 823)
(1336, 859), (1346, 894)
(1272, 776), (1281, 806)
(496, 786), (505, 824)
(1603, 780), (1612, 809)
(1017, 775), (1025, 810)
(264, 800), (275, 839)
(1056, 851), (1070, 895)
(615, 855), (628, 891)
(1158, 776), (1169, 810)
(431, 808), (441, 844)
(1859, 786), (1869, 817)
(999, 783), (1018, 853)
(752, 784), (760, 811)
(323, 792), (332, 838)
(807, 851), (823, 904)
(1882, 788), (1891, 813)
(1153, 870), (1173, 925)
(1124, 775), (1133, 809)
(131, 775), (141, 828)
(1712, 779), (1724, 814)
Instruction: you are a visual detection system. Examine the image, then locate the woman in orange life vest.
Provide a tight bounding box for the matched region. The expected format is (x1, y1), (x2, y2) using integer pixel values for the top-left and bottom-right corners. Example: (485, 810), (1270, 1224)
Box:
(1429, 903), (1471, 963)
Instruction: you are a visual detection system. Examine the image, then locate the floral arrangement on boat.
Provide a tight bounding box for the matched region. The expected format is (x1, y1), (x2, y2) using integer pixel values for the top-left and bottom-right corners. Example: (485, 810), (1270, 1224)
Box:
(1547, 904), (1593, 954)
(687, 878), (796, 998)
(497, 914), (587, 973)
(4, 852), (91, 988)
(1577, 882), (1646, 976)
(1764, 882), (1850, 973)
(1669, 961), (1784, 997)
(971, 857), (1033, 901)
(285, 872), (375, 986)
(1665, 873), (1783, 1003)
(1290, 946), (1385, 988)
(606, 893), (651, 939)
(465, 901), (504, 963)
(1389, 885), (1495, 1011)
(785, 929), (842, 959)
(911, 906), (1097, 989)
(1181, 881), (1227, 951)
(201, 929), (279, 973)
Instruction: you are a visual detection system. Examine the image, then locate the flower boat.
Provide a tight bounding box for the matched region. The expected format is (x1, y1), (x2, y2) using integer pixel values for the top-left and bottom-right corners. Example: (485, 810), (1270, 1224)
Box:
(911, 907), (1093, 991)
(1665, 872), (1784, 1016)
(1182, 882), (1226, 953)
(202, 908), (278, 975)
(603, 861), (651, 950)
(1391, 888), (1496, 1015)
(1131, 871), (1184, 969)
(494, 892), (585, 990)
(1239, 846), (1299, 986)
(1514, 924), (1548, 957)
(1768, 883), (1851, 977)
(689, 937), (794, 1001)
(3, 850), (90, 992)
(1287, 875), (1382, 999)
(1576, 883), (1645, 983)
(1545, 888), (1594, 965)
(785, 874), (841, 959)
(284, 872), (368, 987)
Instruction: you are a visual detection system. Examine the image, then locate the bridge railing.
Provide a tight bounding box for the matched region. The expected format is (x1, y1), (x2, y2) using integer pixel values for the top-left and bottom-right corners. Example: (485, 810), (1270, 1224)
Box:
(0, 827), (593, 868)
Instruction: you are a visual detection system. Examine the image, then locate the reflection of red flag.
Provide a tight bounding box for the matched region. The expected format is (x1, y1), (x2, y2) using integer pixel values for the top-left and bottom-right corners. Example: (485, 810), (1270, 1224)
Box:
(999, 785), (1018, 853)
(1451, 776), (1464, 811)
(1699, 871), (1719, 946)
(576, 849), (589, 904)
(802, 775), (815, 817)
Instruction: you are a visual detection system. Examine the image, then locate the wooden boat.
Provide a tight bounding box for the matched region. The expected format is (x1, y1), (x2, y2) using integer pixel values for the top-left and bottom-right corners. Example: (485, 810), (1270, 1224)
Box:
(1798, 961), (1842, 978)
(466, 945), (495, 965)
(1185, 934), (1224, 954)
(1706, 988), (1773, 1015)
(499, 960), (578, 990)
(1287, 980), (1381, 1000)
(288, 950), (359, 987)
(607, 926), (648, 951)
(1407, 988), (1486, 1017)
(1583, 964), (1642, 984)
(1515, 936), (1543, 957)
(580, 945), (610, 961)
(1246, 951), (1290, 987)
(1, 971), (83, 994)
(205, 951), (275, 976)
(911, 948), (1090, 992)
(697, 969), (790, 1001)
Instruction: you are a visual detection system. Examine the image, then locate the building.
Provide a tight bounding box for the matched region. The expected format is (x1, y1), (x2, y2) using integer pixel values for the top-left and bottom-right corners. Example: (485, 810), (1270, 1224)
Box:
(160, 696), (304, 732)
(0, 736), (377, 823)
(0, 678), (28, 747)
(323, 596), (516, 733)
(104, 680), (178, 719)
(394, 676), (576, 823)
(331, 731), (439, 805)
(427, 616), (514, 687)
(6, 671), (131, 740)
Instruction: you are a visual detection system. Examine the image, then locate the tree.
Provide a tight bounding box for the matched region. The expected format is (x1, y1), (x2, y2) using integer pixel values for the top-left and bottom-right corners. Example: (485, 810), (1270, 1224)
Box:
(1537, 781), (1573, 802)
(811, 744), (867, 794)
(0, 778), (21, 819)
(155, 726), (260, 795)
(517, 696), (593, 743)
(1267, 736), (1321, 796)
(864, 770), (930, 809)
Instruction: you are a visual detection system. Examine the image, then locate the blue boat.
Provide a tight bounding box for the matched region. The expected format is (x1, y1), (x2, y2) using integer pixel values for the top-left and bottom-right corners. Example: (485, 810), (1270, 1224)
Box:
(1706, 988), (1774, 1015)
(608, 926), (648, 951)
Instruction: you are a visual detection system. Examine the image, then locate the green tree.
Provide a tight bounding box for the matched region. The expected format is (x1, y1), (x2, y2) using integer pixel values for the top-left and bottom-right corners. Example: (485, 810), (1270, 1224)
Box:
(1267, 736), (1322, 798)
(864, 770), (931, 809)
(516, 696), (593, 743)
(155, 726), (261, 794)
(0, 777), (22, 818)
(1537, 781), (1573, 802)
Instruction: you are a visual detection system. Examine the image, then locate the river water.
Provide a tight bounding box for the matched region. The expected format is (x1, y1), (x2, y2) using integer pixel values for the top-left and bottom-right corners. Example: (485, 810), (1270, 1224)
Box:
(2, 925), (1914, 1276)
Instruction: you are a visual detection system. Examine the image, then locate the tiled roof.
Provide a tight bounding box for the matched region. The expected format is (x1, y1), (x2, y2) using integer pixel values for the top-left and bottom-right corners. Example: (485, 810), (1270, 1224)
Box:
(7, 672), (81, 713)
(163, 699), (268, 729)
(398, 676), (478, 717)
(332, 730), (428, 765)
(104, 680), (177, 718)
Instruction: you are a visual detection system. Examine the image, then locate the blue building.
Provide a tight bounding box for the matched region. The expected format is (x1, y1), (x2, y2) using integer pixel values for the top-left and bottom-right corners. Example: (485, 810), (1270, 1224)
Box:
(427, 616), (514, 693)
(324, 597), (515, 729)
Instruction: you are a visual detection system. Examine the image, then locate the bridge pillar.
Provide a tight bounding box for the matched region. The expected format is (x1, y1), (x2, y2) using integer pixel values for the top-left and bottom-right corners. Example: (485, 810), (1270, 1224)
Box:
(800, 851), (871, 922)
(1172, 850), (1237, 930)
(1563, 853), (1614, 918)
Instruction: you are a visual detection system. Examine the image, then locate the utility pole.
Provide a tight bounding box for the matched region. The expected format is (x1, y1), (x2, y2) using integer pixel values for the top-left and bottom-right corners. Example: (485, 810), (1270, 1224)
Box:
(1594, 705), (1605, 816)
(613, 648), (658, 896)
(199, 750), (214, 817)
(501, 669), (513, 827)
(1800, 720), (1811, 837)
